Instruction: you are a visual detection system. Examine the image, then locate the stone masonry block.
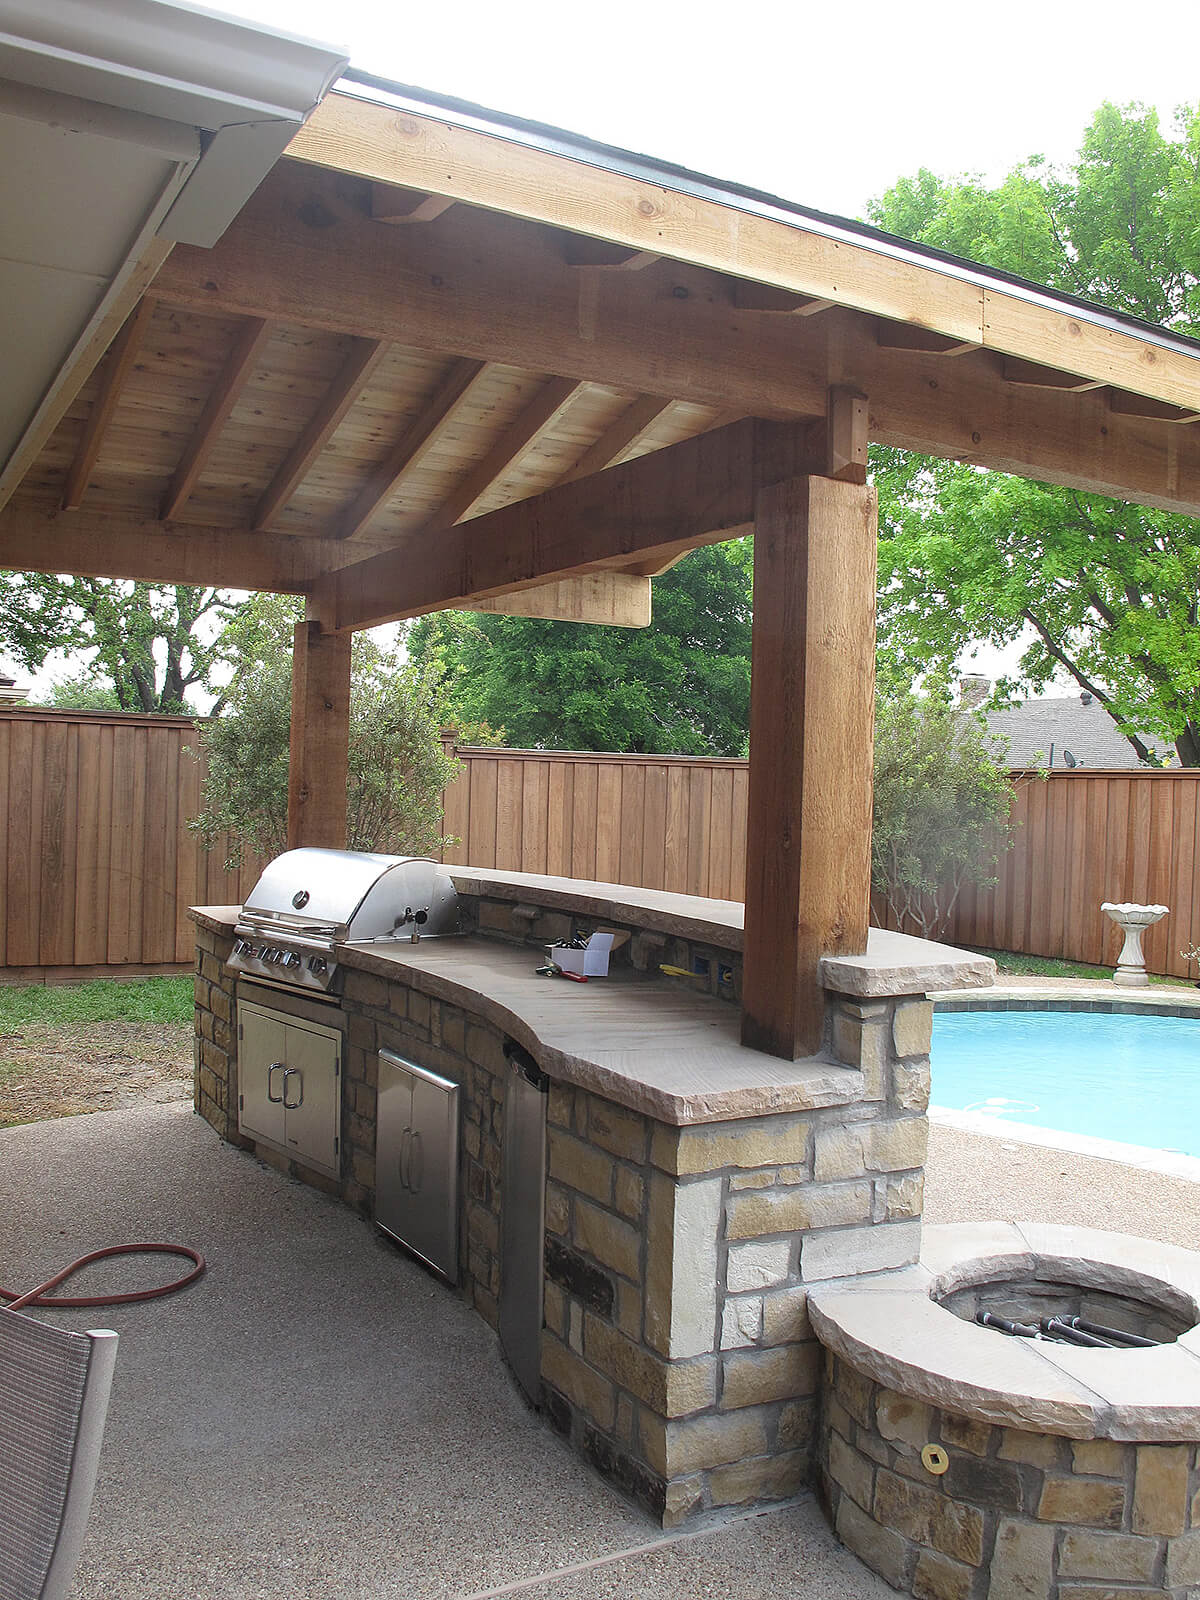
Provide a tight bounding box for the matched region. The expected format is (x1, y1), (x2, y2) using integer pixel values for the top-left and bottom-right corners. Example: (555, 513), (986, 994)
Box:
(835, 1496), (911, 1590)
(814, 1125), (868, 1183)
(548, 1128), (613, 1206)
(573, 1197), (641, 1282)
(613, 1166), (644, 1220)
(545, 1179), (570, 1236)
(584, 1314), (715, 1417)
(708, 1448), (808, 1507)
(892, 1000), (932, 1058)
(548, 1082), (573, 1128)
(638, 1408), (769, 1478)
(938, 1413), (991, 1456)
(726, 1238), (792, 1292)
(585, 1097), (647, 1163)
(644, 1173), (721, 1360)
(998, 1429), (1062, 1468)
(721, 1342), (819, 1410)
(1071, 1439), (1125, 1476)
(874, 1469), (984, 1566)
(829, 1429), (875, 1510)
(876, 1389), (933, 1449)
(726, 1180), (871, 1240)
(721, 1295), (761, 1350)
(1131, 1443), (1189, 1535)
(863, 1118), (929, 1173)
(831, 1013), (888, 1098)
(541, 1333), (615, 1431)
(650, 1116), (809, 1176)
(886, 1172), (925, 1221)
(1166, 1529), (1200, 1589)
(801, 1220), (921, 1281)
(912, 1549), (974, 1600)
(987, 1518), (1056, 1599)
(891, 1060), (931, 1112)
(761, 1285), (811, 1346)
(1037, 1477), (1125, 1528)
(1058, 1530), (1159, 1583)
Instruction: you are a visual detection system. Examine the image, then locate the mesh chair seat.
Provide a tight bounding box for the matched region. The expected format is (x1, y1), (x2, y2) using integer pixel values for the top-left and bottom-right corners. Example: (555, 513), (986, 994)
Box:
(0, 1309), (117, 1600)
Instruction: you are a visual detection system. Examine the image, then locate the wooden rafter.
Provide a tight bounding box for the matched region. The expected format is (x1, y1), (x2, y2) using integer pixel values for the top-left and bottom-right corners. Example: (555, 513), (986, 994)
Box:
(62, 296), (157, 510)
(332, 357), (489, 540)
(1108, 391), (1200, 424)
(1000, 356), (1106, 392)
(160, 316), (272, 520)
(315, 417), (825, 632)
(734, 282), (833, 315)
(875, 321), (976, 355)
(254, 336), (388, 531)
(430, 375), (584, 527)
(560, 396), (676, 484)
(562, 237), (659, 270)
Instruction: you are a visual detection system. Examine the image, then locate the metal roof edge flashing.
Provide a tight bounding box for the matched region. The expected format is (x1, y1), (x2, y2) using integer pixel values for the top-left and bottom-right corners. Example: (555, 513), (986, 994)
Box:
(335, 69), (1200, 366)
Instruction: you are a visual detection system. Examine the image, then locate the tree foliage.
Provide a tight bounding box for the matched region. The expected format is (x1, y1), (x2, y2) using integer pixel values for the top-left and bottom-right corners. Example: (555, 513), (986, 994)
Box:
(407, 541), (753, 754)
(192, 597), (464, 866)
(870, 103), (1200, 765)
(2, 574), (240, 714)
(872, 682), (1016, 940)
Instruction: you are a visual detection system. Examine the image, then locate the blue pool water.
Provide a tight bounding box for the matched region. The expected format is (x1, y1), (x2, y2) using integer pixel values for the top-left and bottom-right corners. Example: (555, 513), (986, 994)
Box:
(931, 1009), (1200, 1158)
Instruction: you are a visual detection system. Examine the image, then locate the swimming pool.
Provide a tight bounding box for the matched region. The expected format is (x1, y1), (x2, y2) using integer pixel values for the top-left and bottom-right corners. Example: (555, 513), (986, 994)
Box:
(931, 1007), (1200, 1161)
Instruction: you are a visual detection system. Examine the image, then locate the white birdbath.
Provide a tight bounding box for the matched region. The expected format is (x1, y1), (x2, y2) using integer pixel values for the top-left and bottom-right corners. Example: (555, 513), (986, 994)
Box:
(1101, 902), (1169, 987)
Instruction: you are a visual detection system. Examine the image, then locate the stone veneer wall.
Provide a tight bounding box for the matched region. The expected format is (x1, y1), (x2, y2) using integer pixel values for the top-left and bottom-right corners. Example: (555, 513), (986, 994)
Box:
(820, 1355), (1200, 1600)
(194, 910), (939, 1525)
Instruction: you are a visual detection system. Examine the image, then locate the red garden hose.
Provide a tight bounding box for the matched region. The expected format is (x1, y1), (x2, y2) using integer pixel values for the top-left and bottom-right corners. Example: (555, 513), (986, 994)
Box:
(1, 1242), (206, 1312)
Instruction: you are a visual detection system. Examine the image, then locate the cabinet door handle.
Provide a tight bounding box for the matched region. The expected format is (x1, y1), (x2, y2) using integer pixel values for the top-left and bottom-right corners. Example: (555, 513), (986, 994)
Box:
(282, 1067), (304, 1109)
(268, 1063), (285, 1103)
(399, 1127), (412, 1190)
(410, 1130), (424, 1194)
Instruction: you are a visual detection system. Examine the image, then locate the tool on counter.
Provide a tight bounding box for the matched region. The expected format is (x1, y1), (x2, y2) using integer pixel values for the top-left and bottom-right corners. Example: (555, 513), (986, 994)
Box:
(659, 964), (708, 980)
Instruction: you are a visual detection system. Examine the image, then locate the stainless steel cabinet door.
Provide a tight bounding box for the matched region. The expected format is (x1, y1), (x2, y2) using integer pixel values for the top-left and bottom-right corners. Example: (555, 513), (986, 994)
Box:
(281, 1019), (340, 1174)
(238, 1004), (287, 1147)
(376, 1050), (459, 1282)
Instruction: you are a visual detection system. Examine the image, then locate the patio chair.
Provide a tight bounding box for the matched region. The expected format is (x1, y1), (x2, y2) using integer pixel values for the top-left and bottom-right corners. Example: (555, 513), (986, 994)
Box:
(0, 1308), (117, 1600)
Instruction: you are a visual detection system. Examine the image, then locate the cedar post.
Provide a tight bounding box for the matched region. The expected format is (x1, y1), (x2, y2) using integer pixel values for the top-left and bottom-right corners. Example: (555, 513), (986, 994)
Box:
(287, 618), (352, 850)
(740, 475), (878, 1059)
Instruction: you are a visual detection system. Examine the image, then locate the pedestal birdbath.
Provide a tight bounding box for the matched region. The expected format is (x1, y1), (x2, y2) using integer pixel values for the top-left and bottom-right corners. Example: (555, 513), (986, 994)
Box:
(1101, 902), (1169, 986)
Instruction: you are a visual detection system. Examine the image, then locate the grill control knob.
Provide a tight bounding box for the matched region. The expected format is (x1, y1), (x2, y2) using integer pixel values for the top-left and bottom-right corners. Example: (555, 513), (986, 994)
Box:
(283, 952), (301, 969)
(308, 956), (327, 975)
(265, 947), (281, 964)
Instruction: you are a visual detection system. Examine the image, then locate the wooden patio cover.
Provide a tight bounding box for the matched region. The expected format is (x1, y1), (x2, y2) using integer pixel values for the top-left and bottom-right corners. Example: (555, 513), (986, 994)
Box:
(4, 78), (1199, 1059)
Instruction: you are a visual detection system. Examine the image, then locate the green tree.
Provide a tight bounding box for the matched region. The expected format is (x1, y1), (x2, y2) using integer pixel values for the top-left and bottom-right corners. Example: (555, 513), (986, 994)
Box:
(0, 575), (240, 714)
(408, 541), (754, 754)
(872, 681), (1015, 939)
(870, 103), (1200, 765)
(192, 596), (463, 865)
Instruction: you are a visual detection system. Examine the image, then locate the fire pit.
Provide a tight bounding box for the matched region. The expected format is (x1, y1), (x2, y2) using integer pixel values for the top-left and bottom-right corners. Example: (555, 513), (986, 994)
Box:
(809, 1223), (1200, 1599)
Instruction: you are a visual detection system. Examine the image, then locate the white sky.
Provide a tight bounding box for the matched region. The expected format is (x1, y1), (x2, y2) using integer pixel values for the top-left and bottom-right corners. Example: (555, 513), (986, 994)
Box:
(12, 0), (1200, 704)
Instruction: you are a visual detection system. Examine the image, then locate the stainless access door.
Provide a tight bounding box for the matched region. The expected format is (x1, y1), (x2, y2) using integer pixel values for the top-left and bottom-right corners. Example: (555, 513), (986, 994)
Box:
(499, 1044), (548, 1403)
(376, 1050), (460, 1282)
(238, 1005), (287, 1147)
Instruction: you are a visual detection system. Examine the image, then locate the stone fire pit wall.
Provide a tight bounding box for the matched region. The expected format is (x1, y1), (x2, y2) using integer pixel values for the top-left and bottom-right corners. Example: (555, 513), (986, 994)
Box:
(193, 878), (991, 1527)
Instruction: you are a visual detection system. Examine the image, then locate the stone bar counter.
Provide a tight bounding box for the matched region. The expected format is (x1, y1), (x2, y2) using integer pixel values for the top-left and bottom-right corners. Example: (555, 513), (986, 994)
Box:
(192, 868), (992, 1526)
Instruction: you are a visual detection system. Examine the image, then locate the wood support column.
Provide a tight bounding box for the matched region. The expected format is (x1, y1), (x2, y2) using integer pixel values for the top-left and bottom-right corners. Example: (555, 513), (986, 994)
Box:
(740, 475), (878, 1060)
(287, 619), (352, 851)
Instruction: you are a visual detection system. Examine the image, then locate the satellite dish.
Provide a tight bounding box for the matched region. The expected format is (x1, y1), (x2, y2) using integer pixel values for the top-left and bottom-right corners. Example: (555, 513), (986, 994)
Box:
(1063, 749), (1078, 768)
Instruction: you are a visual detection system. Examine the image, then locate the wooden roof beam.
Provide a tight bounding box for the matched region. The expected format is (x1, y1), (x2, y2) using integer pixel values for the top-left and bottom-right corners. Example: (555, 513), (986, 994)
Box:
(370, 182), (457, 224)
(160, 316), (272, 520)
(562, 236), (659, 270)
(333, 357), (490, 540)
(62, 296), (156, 511)
(254, 336), (388, 531)
(461, 573), (651, 626)
(0, 501), (352, 592)
(315, 416), (825, 632)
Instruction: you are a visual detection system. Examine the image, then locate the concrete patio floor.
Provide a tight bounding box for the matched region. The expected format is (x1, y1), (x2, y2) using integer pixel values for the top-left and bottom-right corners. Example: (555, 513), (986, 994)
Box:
(0, 1102), (892, 1600)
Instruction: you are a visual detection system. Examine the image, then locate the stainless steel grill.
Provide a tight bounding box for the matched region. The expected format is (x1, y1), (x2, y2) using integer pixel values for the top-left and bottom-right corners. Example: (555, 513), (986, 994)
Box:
(227, 848), (460, 995)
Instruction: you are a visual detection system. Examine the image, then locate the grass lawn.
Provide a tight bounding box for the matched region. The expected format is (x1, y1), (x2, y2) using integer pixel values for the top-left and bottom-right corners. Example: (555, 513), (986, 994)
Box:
(0, 976), (194, 1027)
(964, 946), (1186, 986)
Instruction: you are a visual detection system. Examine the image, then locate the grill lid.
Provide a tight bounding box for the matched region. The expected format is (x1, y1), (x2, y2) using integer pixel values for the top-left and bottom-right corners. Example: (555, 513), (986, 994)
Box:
(239, 848), (459, 941)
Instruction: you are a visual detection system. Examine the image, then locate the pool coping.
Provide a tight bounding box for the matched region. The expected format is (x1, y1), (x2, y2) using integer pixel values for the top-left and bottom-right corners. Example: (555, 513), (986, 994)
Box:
(928, 987), (1200, 1183)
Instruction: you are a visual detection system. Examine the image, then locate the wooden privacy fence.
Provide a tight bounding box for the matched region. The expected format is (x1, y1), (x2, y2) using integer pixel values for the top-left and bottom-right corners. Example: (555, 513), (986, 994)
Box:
(0, 709), (260, 978)
(442, 750), (1200, 980)
(1, 714), (1196, 980)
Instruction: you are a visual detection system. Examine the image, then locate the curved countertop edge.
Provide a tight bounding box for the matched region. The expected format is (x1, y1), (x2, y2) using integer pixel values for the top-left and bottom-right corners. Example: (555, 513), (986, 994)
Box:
(190, 904), (866, 1125)
(447, 868), (997, 998)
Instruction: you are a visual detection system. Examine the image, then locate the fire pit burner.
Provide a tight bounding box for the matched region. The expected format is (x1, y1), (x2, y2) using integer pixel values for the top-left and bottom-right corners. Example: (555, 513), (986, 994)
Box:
(809, 1223), (1200, 1600)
